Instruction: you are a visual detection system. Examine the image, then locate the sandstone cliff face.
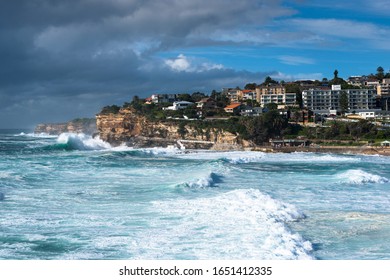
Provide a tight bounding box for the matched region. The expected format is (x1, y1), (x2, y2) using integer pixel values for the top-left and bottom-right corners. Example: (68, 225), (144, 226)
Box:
(34, 118), (97, 135)
(96, 108), (252, 149)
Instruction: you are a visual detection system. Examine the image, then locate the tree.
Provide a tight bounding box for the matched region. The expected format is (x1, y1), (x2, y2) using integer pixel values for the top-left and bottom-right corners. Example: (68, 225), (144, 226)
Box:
(265, 103), (278, 111)
(376, 66), (385, 80)
(262, 76), (277, 85)
(131, 95), (142, 111)
(177, 122), (187, 138)
(178, 93), (193, 102)
(244, 83), (257, 90)
(191, 92), (206, 102)
(334, 69), (339, 80)
(285, 83), (302, 108)
(99, 105), (121, 115)
(339, 91), (349, 115)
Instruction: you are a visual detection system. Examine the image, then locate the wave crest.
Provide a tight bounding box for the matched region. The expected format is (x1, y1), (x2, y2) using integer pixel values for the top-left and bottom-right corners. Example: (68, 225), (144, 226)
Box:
(338, 169), (389, 184)
(141, 189), (313, 260)
(177, 172), (222, 188)
(56, 133), (111, 150)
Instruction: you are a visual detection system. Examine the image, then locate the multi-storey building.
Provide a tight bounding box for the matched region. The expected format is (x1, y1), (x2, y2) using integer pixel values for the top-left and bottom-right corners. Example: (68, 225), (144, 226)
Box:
(302, 87), (377, 113)
(151, 94), (178, 104)
(255, 85), (285, 103)
(237, 90), (256, 100)
(378, 79), (390, 96)
(347, 76), (368, 87)
(255, 85), (296, 107)
(222, 88), (240, 103)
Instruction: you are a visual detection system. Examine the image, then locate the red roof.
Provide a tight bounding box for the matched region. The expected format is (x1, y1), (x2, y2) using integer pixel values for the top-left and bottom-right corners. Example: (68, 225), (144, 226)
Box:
(224, 103), (242, 109)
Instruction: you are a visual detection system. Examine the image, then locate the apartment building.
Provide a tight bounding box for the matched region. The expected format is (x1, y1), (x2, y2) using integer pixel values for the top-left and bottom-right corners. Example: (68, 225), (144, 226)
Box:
(255, 85), (285, 103)
(255, 85), (296, 107)
(151, 94), (178, 104)
(302, 87), (377, 113)
(378, 79), (390, 96)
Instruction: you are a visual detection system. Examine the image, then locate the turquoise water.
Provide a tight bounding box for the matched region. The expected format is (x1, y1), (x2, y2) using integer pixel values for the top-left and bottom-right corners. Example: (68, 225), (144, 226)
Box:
(0, 130), (389, 260)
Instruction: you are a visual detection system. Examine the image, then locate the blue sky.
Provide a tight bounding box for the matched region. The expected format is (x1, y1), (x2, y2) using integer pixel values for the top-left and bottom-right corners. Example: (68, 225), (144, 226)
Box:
(159, 0), (390, 80)
(0, 0), (389, 128)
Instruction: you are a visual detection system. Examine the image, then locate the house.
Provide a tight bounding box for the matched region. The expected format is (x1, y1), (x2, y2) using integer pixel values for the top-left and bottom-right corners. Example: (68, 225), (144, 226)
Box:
(163, 101), (194, 111)
(381, 140), (390, 147)
(151, 94), (178, 104)
(240, 105), (254, 116)
(196, 98), (216, 109)
(224, 103), (242, 114)
(238, 90), (256, 100)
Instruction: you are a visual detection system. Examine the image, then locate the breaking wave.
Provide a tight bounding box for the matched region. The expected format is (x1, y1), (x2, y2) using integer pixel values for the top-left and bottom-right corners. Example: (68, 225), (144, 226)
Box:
(338, 169), (389, 184)
(176, 172), (223, 188)
(56, 133), (112, 151)
(171, 151), (360, 164)
(135, 189), (313, 259)
(16, 132), (57, 138)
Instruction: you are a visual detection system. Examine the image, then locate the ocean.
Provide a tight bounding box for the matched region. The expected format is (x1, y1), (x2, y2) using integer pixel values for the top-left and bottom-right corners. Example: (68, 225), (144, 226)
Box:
(0, 129), (389, 260)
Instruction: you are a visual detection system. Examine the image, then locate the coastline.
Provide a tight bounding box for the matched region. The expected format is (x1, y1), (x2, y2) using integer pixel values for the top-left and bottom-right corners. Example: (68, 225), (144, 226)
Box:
(251, 145), (390, 156)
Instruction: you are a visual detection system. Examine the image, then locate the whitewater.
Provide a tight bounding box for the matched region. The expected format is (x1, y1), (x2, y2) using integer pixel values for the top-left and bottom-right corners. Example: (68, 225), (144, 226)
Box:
(0, 130), (389, 260)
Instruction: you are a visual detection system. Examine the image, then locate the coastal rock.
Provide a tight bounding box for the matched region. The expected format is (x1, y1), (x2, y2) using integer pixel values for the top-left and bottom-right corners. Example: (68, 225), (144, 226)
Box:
(96, 108), (251, 149)
(34, 118), (97, 135)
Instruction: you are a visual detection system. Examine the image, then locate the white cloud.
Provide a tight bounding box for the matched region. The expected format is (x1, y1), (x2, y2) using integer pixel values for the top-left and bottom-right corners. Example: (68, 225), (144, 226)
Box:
(278, 55), (315, 65)
(272, 71), (324, 81)
(287, 18), (390, 40)
(165, 54), (191, 72)
(164, 54), (224, 73)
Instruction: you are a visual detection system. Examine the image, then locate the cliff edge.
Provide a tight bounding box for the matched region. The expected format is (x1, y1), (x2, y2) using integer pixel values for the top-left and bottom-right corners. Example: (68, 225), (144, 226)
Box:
(96, 108), (252, 150)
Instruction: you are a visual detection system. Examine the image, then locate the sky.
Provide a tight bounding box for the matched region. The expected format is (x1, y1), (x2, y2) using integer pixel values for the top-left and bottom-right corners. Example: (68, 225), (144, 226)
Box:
(1, 0), (390, 128)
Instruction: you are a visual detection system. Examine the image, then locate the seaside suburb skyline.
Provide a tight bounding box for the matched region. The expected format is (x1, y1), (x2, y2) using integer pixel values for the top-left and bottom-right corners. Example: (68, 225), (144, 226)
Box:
(0, 0), (389, 128)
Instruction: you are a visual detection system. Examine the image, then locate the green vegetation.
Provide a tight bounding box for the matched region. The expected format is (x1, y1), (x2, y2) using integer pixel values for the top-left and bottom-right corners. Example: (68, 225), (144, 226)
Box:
(338, 91), (349, 115)
(71, 118), (96, 125)
(99, 105), (121, 115)
(299, 120), (390, 143)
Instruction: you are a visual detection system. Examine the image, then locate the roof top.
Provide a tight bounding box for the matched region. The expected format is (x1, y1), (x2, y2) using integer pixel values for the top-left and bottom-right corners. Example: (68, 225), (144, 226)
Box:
(198, 97), (214, 103)
(224, 103), (242, 109)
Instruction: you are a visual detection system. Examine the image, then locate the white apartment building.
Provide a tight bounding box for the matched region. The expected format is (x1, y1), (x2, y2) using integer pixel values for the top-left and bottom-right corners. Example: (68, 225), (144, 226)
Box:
(302, 87), (377, 113)
(259, 92), (296, 108)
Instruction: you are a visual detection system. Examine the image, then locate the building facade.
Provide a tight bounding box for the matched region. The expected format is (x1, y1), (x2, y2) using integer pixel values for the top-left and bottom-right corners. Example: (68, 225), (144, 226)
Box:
(378, 79), (390, 96)
(255, 85), (285, 103)
(302, 88), (377, 113)
(151, 94), (178, 104)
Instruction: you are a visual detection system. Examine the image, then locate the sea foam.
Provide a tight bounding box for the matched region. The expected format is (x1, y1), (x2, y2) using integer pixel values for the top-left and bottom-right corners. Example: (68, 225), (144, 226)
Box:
(17, 132), (57, 138)
(338, 169), (389, 184)
(57, 133), (111, 150)
(177, 172), (222, 188)
(135, 189), (313, 259)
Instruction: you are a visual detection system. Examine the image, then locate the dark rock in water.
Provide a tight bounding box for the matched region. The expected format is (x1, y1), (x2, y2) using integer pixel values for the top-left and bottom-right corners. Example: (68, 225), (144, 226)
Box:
(0, 193), (4, 201)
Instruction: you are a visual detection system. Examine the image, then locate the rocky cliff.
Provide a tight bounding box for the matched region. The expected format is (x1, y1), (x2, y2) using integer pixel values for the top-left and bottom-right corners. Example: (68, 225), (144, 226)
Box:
(34, 118), (97, 135)
(96, 108), (252, 150)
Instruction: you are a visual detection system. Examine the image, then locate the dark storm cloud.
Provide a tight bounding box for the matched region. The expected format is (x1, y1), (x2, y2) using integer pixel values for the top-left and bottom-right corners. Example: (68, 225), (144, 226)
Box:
(0, 0), (291, 128)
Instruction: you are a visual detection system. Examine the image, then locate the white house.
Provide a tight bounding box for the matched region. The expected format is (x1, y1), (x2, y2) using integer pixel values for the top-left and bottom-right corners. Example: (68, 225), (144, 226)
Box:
(163, 101), (194, 111)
